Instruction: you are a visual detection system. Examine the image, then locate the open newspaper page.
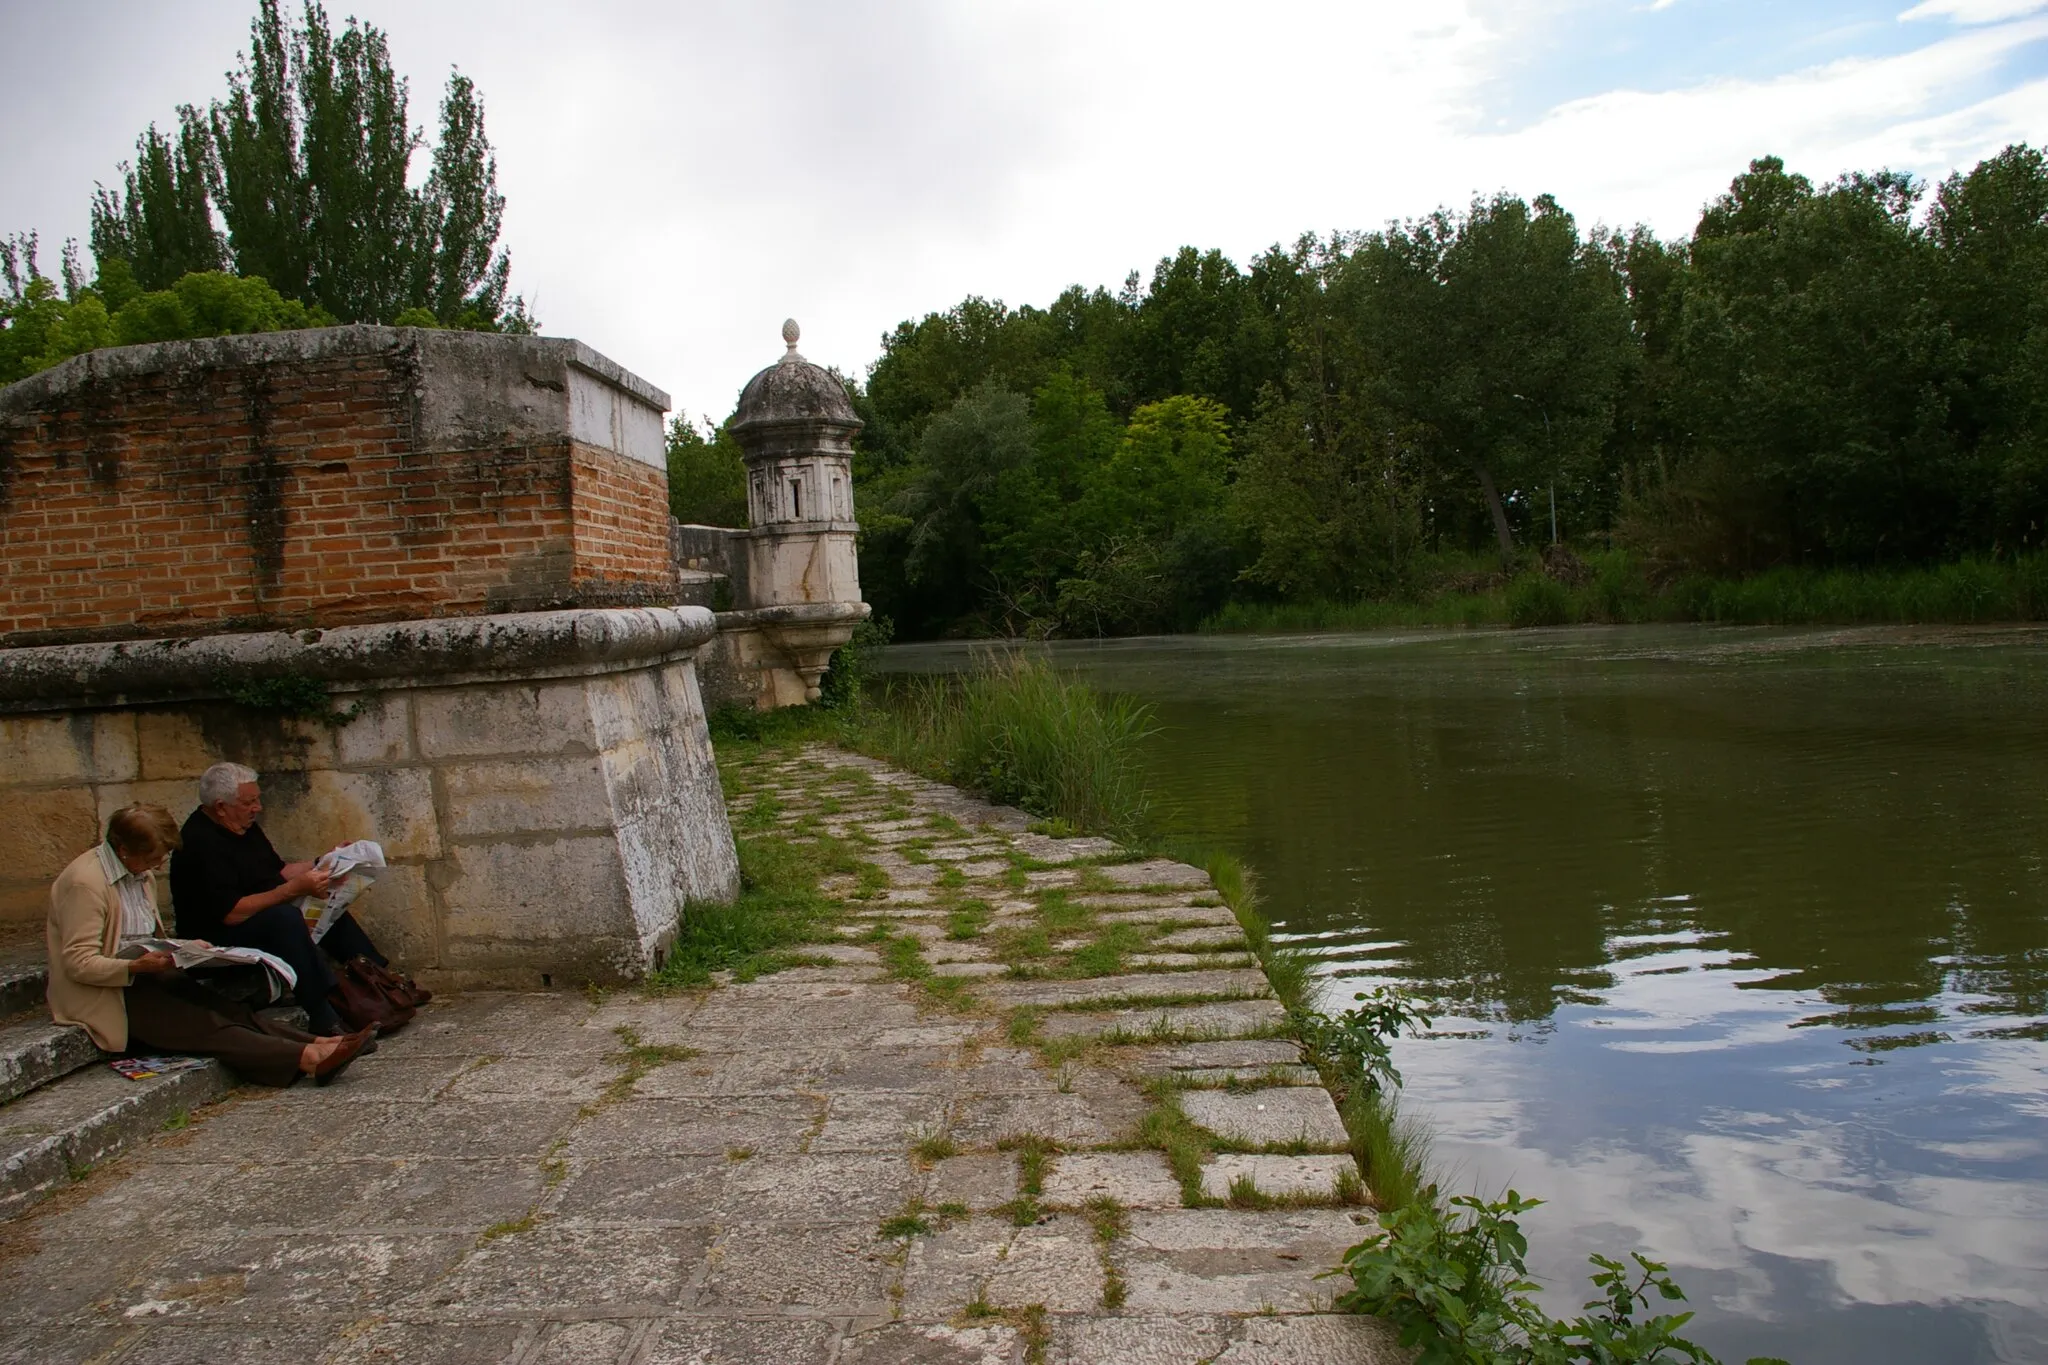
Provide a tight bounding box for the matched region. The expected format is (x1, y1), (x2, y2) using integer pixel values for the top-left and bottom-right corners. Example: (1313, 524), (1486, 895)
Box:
(117, 938), (297, 990)
(299, 840), (386, 943)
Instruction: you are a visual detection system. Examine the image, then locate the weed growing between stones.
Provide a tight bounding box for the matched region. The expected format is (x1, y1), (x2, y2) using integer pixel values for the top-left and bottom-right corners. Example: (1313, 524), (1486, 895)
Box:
(960, 1298), (1052, 1364)
(911, 1130), (959, 1165)
(479, 1210), (539, 1242)
(881, 1196), (971, 1241)
(946, 901), (993, 940)
(580, 1025), (698, 1117)
(1080, 1195), (1129, 1309)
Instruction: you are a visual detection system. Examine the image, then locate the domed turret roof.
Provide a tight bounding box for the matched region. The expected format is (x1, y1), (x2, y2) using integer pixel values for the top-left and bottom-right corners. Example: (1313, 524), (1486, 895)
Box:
(731, 320), (860, 432)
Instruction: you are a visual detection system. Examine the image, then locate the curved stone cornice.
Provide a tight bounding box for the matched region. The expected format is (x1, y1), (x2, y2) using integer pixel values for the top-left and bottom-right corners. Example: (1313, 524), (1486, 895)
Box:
(0, 606), (717, 714)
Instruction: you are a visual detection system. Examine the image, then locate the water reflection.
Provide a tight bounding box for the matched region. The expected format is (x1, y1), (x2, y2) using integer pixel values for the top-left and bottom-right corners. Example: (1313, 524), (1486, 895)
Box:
(880, 625), (2048, 1363)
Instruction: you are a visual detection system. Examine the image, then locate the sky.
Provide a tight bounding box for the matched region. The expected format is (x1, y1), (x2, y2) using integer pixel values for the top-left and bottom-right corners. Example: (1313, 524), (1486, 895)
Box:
(5, 0), (2048, 423)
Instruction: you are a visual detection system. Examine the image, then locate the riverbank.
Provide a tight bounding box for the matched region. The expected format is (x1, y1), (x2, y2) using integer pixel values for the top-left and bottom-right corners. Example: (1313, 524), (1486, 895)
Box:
(0, 742), (1403, 1363)
(1201, 550), (2048, 633)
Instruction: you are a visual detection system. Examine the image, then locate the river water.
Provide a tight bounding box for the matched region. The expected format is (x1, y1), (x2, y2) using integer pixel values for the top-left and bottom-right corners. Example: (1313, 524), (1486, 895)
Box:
(878, 625), (2048, 1365)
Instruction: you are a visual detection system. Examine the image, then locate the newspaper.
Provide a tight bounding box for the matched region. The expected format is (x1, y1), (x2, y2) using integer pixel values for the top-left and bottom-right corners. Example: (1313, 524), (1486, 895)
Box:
(117, 937), (298, 991)
(109, 1055), (208, 1081)
(299, 840), (386, 943)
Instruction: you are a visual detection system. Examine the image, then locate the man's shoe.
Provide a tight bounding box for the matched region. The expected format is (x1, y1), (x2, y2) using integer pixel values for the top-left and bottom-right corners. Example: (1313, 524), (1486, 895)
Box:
(312, 1027), (373, 1086)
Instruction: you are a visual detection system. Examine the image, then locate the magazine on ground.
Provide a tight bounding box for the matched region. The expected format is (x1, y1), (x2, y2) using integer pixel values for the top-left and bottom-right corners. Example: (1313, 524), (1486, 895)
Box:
(299, 840), (386, 942)
(109, 1055), (208, 1081)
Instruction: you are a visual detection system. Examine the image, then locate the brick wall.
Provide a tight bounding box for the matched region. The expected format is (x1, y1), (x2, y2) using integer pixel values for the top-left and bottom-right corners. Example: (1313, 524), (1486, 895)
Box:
(0, 329), (676, 646)
(570, 444), (676, 600)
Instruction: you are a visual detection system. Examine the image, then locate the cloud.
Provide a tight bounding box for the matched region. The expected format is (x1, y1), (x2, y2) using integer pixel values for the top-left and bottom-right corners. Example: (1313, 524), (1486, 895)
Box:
(1901, 0), (2048, 24)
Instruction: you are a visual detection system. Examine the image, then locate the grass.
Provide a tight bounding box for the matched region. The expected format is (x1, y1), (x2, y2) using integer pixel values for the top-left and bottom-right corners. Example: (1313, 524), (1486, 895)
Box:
(1203, 849), (1430, 1218)
(579, 1025), (700, 1117)
(653, 832), (863, 987)
(1082, 1195), (1129, 1309)
(1202, 547), (2048, 634)
(946, 900), (993, 940)
(848, 653), (1157, 845)
(479, 1211), (540, 1241)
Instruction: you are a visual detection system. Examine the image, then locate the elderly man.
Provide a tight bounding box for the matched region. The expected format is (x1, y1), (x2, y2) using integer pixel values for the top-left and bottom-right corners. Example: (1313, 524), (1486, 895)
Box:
(169, 761), (392, 1036)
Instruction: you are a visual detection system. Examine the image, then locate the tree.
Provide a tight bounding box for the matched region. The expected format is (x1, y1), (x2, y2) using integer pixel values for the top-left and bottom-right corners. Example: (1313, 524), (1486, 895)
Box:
(1671, 158), (1961, 563)
(1930, 145), (2048, 550)
(896, 383), (1039, 627)
(89, 107), (224, 290)
(1347, 195), (1633, 565)
(89, 0), (526, 330)
(1234, 248), (1427, 601)
(666, 415), (748, 527)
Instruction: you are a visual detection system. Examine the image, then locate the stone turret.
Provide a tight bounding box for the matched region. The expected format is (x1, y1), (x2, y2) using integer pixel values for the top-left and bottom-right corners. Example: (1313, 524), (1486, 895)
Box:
(730, 320), (862, 606)
(672, 321), (871, 708)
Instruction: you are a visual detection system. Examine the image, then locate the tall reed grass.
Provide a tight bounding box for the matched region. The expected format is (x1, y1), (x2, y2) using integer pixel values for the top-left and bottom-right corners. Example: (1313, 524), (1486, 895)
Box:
(850, 652), (1157, 844)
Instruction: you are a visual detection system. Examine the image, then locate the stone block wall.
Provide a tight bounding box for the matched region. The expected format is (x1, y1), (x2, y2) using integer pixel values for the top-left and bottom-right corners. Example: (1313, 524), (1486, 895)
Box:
(0, 326), (677, 648)
(0, 608), (740, 987)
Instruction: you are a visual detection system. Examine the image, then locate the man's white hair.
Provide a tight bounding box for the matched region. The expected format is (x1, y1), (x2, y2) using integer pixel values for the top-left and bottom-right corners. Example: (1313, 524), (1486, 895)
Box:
(198, 762), (259, 808)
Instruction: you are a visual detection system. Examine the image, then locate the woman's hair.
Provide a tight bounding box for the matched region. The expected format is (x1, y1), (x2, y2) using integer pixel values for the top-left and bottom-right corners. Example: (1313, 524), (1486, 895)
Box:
(197, 761), (259, 808)
(106, 804), (182, 860)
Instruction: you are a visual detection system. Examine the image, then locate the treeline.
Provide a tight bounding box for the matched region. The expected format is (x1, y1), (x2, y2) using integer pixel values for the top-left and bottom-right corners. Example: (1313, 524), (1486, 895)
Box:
(1, 0), (523, 387)
(672, 149), (2048, 639)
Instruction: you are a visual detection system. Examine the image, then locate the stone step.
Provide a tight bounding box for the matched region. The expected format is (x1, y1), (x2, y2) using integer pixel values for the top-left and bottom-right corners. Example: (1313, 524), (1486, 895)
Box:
(0, 1018), (102, 1106)
(0, 958), (47, 1021)
(0, 1058), (233, 1220)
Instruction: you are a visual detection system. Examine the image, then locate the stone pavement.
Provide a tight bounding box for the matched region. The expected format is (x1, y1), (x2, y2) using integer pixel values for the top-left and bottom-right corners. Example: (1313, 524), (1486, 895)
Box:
(0, 745), (1405, 1363)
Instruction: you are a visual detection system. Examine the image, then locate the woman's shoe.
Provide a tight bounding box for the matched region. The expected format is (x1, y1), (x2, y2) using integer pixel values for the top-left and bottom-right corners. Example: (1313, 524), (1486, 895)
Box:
(311, 1027), (373, 1086)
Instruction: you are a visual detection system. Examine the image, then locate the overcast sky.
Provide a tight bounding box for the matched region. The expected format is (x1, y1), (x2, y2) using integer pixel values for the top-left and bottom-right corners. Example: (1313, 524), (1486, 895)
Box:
(6, 0), (2048, 422)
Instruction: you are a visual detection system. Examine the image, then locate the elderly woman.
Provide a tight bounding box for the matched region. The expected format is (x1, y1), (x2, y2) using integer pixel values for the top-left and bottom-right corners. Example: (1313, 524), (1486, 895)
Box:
(47, 803), (371, 1086)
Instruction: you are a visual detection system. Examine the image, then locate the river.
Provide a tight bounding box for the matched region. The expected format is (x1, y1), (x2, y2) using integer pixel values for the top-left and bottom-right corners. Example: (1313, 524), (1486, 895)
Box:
(878, 624), (2048, 1365)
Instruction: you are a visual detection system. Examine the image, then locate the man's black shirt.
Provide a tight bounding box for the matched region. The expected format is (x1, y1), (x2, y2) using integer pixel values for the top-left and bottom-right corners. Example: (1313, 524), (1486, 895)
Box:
(170, 810), (288, 939)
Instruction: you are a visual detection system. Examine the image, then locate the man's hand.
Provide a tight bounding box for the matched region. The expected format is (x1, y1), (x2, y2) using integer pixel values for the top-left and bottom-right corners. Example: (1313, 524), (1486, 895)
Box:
(127, 950), (176, 976)
(286, 866), (333, 898)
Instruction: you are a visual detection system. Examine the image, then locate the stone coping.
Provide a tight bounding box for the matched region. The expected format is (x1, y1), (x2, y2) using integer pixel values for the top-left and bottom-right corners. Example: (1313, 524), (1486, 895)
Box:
(0, 324), (670, 413)
(714, 601), (871, 631)
(0, 605), (716, 713)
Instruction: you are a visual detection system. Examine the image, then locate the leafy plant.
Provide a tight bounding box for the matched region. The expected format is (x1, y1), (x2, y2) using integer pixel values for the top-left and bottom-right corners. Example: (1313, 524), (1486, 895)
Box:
(1335, 1191), (1775, 1365)
(1292, 987), (1435, 1095)
(216, 671), (365, 725)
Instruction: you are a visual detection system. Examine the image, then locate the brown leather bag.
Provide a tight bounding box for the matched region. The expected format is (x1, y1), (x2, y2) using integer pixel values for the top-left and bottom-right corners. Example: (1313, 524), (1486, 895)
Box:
(351, 957), (432, 1010)
(327, 958), (416, 1033)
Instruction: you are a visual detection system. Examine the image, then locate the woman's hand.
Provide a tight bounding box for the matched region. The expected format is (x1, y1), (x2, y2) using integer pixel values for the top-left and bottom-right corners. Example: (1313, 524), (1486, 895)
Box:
(127, 950), (176, 976)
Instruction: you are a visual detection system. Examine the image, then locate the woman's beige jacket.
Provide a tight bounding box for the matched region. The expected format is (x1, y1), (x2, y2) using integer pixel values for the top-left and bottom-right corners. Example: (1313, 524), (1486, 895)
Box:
(46, 847), (161, 1051)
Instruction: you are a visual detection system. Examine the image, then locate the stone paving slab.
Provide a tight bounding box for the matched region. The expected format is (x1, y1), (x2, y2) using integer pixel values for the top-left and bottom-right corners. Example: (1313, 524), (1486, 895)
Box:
(981, 968), (1271, 1009)
(0, 742), (1405, 1362)
(1181, 1088), (1352, 1150)
(1200, 1153), (1358, 1202)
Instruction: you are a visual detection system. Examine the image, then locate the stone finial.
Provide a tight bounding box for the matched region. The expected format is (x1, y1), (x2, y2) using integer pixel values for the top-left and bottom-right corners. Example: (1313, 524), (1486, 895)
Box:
(782, 318), (801, 360)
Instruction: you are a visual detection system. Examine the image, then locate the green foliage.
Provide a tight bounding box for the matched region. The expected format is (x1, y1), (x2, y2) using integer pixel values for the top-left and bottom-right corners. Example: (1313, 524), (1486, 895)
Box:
(840, 146), (2048, 642)
(850, 653), (1156, 843)
(654, 833), (849, 987)
(216, 671), (363, 725)
(817, 616), (895, 711)
(667, 414), (748, 527)
(1293, 989), (1436, 1097)
(1335, 1192), (1780, 1365)
(1506, 573), (1572, 628)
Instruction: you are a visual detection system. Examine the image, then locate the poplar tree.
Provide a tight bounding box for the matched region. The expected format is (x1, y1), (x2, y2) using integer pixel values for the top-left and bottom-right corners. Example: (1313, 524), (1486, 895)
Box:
(89, 107), (225, 291)
(90, 0), (523, 330)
